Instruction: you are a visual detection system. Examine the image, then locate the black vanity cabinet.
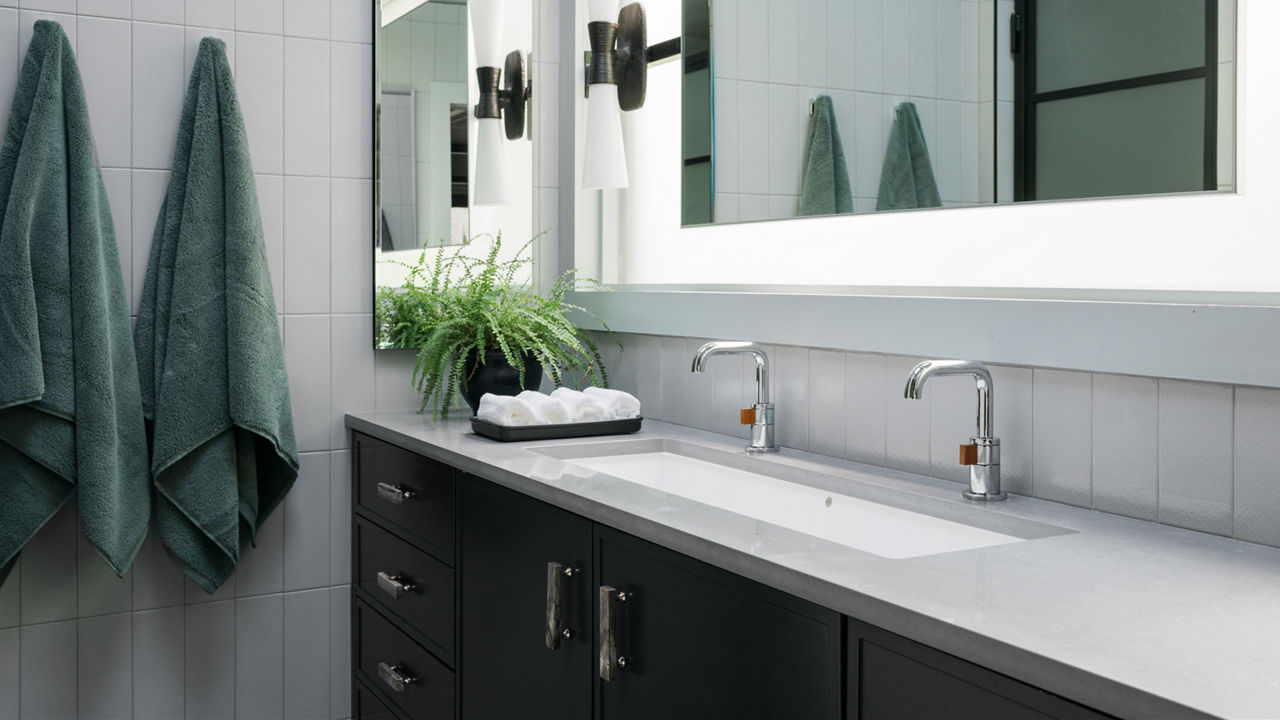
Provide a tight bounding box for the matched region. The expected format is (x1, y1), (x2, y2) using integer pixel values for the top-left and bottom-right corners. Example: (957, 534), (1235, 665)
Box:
(458, 476), (595, 720)
(350, 430), (1113, 720)
(847, 619), (1113, 720)
(595, 527), (842, 720)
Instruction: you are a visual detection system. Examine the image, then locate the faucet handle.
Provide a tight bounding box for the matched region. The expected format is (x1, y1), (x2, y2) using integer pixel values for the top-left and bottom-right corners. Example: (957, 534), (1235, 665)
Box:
(740, 407), (757, 425)
(959, 444), (978, 465)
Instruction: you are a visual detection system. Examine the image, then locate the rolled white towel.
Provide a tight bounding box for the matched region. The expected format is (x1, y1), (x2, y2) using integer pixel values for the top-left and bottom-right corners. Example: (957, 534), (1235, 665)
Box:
(583, 387), (642, 419)
(476, 393), (535, 426)
(550, 387), (610, 423)
(517, 390), (571, 425)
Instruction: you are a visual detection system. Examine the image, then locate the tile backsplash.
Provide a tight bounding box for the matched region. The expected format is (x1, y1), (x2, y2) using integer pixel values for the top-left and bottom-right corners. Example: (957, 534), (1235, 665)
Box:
(594, 332), (1280, 549)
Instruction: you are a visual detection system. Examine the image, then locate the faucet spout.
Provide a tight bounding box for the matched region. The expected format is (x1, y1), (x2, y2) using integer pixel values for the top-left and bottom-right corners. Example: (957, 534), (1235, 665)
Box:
(904, 359), (993, 439)
(691, 341), (770, 405)
(904, 359), (1005, 502)
(692, 341), (776, 453)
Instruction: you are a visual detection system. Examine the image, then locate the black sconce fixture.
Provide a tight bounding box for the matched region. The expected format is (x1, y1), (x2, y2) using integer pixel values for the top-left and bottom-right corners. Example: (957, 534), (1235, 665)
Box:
(583, 1), (680, 188)
(474, 49), (531, 141)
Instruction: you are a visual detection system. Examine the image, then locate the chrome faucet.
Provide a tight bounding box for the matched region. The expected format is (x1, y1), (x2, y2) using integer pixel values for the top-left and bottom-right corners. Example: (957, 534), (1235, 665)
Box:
(691, 342), (777, 453)
(904, 359), (1006, 501)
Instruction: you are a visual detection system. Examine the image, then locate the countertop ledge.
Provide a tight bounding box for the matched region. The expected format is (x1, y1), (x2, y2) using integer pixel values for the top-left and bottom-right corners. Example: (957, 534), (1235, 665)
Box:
(347, 411), (1280, 720)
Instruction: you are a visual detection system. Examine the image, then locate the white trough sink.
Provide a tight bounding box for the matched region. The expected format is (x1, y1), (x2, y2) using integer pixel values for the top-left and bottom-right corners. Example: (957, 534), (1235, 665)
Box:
(558, 449), (1028, 559)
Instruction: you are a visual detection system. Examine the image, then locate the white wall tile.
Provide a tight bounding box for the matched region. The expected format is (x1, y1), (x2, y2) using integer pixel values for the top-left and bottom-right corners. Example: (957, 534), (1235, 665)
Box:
(284, 176), (332, 314)
(76, 0), (128, 19)
(99, 168), (132, 302)
(535, 60), (560, 187)
(331, 314), (376, 448)
(374, 348), (422, 411)
(331, 41), (372, 179)
(285, 453), (333, 591)
(236, 594), (285, 719)
(766, 0), (797, 85)
(629, 334), (664, 419)
(186, 600), (236, 719)
(853, 92), (885, 199)
(131, 21), (183, 169)
(845, 352), (886, 466)
(77, 15), (130, 168)
(284, 37), (331, 176)
(882, 0), (910, 95)
(133, 607), (185, 720)
(20, 621), (77, 719)
(0, 629), (17, 718)
(1032, 369), (1092, 507)
(237, 0), (281, 33)
(961, 0), (980, 101)
(253, 174), (287, 313)
(1159, 380), (1234, 536)
(1234, 387), (1280, 546)
(737, 0), (768, 83)
(658, 336), (688, 425)
(774, 346), (810, 451)
(808, 350), (846, 458)
(285, 315), (333, 452)
(329, 587), (351, 719)
(885, 356), (931, 475)
(284, 0), (328, 39)
(237, 505), (285, 596)
(330, 451), (352, 585)
(18, 8), (76, 49)
(854, 0), (883, 93)
(768, 84), (801, 196)
(683, 336), (716, 430)
(132, 0), (180, 23)
(21, 0), (73, 13)
(236, 32), (285, 175)
(284, 589), (331, 720)
(713, 79), (739, 194)
(796, 0), (825, 88)
(130, 534), (186, 611)
(989, 364), (1032, 497)
(936, 0), (961, 101)
(0, 560), (17, 630)
(0, 9), (18, 125)
(129, 169), (168, 314)
(737, 81), (770, 195)
(185, 0), (232, 29)
(713, 0), (738, 79)
(712, 349), (748, 438)
(1092, 374), (1158, 521)
(77, 613), (132, 720)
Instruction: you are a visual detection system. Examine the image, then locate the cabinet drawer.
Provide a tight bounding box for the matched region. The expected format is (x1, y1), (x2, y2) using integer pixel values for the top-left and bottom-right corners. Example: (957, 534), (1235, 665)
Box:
(356, 679), (402, 720)
(356, 516), (455, 665)
(355, 432), (455, 564)
(356, 599), (455, 720)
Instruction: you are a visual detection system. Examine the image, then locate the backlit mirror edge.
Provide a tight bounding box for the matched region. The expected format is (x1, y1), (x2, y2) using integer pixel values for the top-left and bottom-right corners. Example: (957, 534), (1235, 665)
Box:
(560, 0), (1280, 388)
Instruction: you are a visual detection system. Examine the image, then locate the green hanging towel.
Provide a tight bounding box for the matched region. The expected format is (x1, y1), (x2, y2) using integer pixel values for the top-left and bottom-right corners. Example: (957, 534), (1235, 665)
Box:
(799, 95), (853, 217)
(0, 20), (151, 582)
(135, 37), (298, 595)
(876, 102), (943, 211)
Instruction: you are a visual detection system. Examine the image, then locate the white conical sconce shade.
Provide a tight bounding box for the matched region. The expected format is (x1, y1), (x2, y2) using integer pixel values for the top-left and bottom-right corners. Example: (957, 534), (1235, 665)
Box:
(473, 118), (508, 205)
(583, 84), (629, 189)
(470, 0), (506, 68)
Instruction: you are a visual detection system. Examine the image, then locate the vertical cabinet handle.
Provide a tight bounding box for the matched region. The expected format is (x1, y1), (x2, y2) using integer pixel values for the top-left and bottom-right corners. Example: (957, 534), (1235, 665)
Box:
(377, 662), (418, 693)
(376, 482), (416, 505)
(376, 571), (417, 600)
(599, 586), (633, 682)
(546, 562), (577, 650)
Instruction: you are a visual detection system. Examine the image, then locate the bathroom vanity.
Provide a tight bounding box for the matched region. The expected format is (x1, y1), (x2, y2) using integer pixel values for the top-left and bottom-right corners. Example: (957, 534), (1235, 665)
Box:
(347, 411), (1280, 720)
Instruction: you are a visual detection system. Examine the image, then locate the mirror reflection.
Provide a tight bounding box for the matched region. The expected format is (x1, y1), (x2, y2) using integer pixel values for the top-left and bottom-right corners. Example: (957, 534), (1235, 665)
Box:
(682, 0), (1235, 226)
(376, 0), (470, 254)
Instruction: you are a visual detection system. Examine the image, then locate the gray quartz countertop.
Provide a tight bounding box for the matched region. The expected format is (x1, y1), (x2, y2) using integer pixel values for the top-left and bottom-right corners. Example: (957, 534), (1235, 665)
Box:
(346, 411), (1280, 720)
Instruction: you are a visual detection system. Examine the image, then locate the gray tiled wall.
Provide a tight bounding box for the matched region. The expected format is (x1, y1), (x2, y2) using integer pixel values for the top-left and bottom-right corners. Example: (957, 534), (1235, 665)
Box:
(594, 332), (1280, 549)
(0, 1), (430, 718)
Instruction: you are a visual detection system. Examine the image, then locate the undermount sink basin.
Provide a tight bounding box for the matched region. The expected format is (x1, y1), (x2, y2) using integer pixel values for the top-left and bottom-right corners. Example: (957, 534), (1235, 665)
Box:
(535, 440), (1066, 559)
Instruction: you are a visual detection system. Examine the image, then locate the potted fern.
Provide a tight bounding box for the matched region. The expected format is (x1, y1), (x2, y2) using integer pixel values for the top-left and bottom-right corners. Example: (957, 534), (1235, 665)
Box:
(377, 233), (610, 420)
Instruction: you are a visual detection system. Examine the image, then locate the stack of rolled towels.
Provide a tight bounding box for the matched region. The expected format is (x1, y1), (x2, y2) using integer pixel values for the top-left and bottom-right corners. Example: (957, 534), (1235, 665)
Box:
(477, 387), (641, 427)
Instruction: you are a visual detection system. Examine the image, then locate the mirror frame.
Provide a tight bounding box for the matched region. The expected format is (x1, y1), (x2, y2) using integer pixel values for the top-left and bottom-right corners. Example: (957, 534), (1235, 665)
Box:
(555, 0), (1280, 389)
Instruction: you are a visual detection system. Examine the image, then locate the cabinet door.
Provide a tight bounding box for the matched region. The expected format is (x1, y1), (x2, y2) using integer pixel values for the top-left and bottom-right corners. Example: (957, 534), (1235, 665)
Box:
(596, 527), (842, 720)
(459, 476), (594, 720)
(848, 618), (1114, 720)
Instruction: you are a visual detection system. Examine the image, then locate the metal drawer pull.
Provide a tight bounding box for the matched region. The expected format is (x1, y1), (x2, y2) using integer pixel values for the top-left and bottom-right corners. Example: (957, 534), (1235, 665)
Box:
(377, 662), (418, 693)
(376, 571), (417, 599)
(599, 586), (633, 682)
(376, 482), (416, 504)
(546, 562), (578, 650)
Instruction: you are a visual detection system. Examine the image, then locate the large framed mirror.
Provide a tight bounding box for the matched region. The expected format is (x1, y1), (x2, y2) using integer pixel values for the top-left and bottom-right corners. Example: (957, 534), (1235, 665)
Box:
(374, 0), (535, 348)
(680, 0), (1235, 226)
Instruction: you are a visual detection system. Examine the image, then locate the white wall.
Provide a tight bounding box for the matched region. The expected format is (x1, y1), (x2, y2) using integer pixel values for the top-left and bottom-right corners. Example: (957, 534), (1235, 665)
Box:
(0, 2), (432, 718)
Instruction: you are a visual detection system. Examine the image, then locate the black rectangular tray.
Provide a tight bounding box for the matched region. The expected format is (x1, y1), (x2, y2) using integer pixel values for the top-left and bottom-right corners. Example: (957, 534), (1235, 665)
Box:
(470, 416), (643, 442)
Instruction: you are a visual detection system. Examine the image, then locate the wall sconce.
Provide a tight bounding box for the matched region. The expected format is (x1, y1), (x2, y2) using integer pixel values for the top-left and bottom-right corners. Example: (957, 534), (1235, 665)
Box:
(470, 0), (531, 206)
(582, 1), (680, 189)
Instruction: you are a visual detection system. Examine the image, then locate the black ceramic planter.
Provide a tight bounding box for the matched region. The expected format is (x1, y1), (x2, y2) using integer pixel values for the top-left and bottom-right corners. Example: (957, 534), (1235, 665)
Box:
(459, 349), (543, 415)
